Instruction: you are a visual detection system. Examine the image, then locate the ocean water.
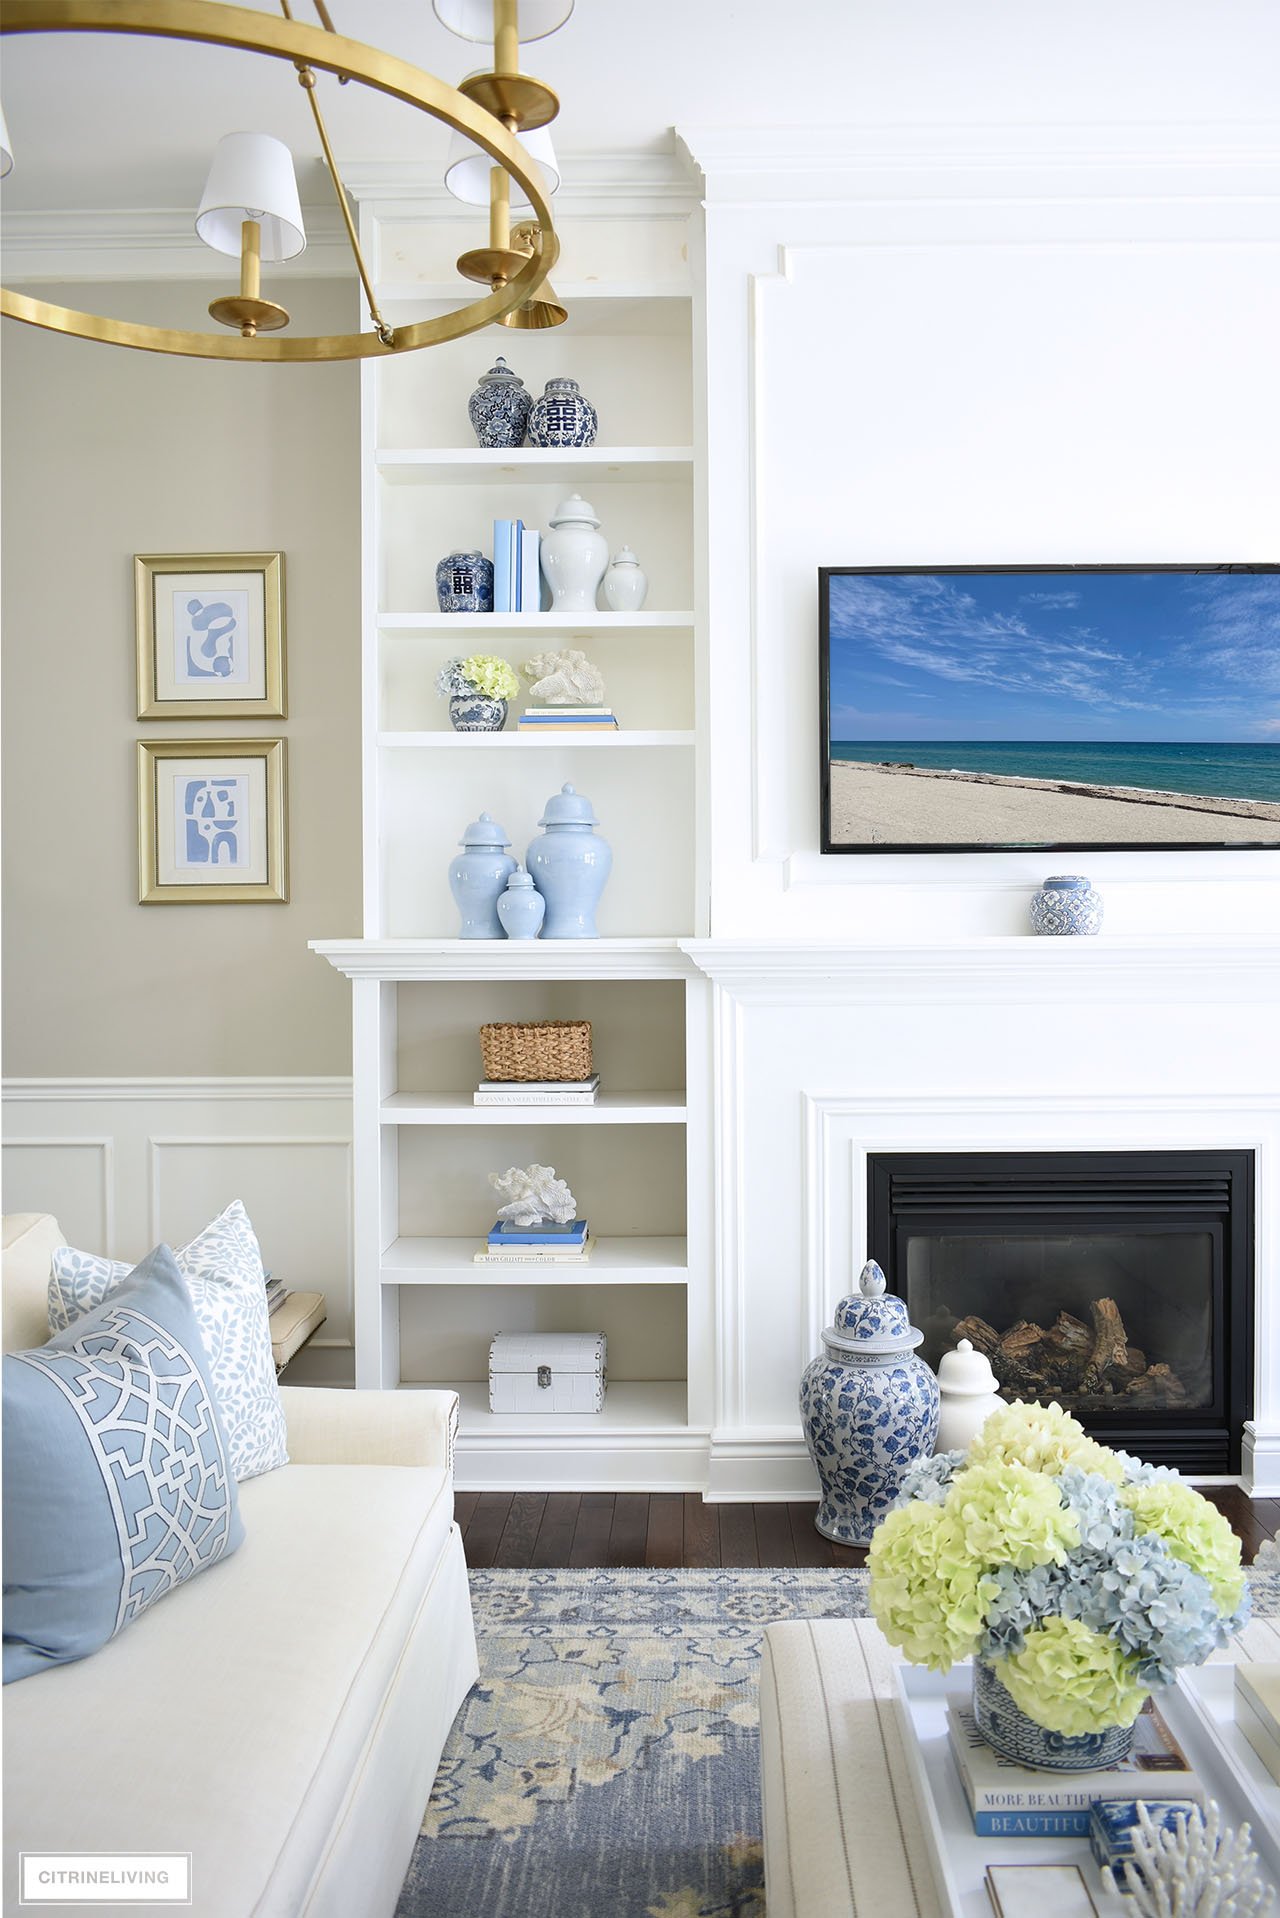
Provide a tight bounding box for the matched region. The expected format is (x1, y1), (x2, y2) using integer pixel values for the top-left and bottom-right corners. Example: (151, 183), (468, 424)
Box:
(829, 740), (1280, 803)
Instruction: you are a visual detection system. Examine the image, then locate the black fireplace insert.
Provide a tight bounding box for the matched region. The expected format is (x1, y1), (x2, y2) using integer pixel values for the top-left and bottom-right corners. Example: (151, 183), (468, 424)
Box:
(868, 1149), (1254, 1474)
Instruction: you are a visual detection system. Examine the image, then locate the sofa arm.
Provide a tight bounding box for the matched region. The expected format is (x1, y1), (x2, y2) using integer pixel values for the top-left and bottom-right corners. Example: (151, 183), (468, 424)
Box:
(279, 1386), (458, 1471)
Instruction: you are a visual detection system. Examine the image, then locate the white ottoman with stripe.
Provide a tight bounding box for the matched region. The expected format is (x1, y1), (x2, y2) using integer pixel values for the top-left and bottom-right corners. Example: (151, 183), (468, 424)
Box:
(758, 1618), (941, 1918)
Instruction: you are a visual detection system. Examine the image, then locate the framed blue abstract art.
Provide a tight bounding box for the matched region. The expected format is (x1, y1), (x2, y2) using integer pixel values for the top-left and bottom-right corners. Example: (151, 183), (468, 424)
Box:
(137, 737), (288, 904)
(135, 551), (286, 719)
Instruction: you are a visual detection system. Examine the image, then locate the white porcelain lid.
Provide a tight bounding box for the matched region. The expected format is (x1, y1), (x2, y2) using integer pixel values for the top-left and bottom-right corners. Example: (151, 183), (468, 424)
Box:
(937, 1337), (1000, 1395)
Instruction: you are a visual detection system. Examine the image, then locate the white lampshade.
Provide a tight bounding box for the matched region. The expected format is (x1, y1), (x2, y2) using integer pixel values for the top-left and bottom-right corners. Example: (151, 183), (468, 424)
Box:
(433, 0), (574, 44)
(0, 103), (13, 180)
(195, 132), (305, 260)
(444, 122), (560, 208)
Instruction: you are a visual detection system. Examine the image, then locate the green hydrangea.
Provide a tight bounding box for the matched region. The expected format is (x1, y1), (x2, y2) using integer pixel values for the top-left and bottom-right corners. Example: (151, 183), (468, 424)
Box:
(995, 1616), (1148, 1734)
(1120, 1479), (1245, 1615)
(460, 654), (519, 701)
(967, 1400), (1125, 1483)
(943, 1459), (1080, 1571)
(868, 1502), (998, 1670)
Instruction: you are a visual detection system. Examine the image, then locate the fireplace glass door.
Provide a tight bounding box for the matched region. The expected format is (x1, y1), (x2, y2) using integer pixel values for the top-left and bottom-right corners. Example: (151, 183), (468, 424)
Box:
(868, 1151), (1253, 1473)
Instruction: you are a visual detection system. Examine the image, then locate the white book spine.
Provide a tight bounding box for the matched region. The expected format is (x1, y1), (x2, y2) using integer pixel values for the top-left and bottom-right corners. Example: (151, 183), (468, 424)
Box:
(474, 1091), (599, 1105)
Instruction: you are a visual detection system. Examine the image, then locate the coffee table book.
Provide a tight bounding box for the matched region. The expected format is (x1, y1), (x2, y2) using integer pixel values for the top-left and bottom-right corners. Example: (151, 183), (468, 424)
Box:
(894, 1662), (1280, 1918)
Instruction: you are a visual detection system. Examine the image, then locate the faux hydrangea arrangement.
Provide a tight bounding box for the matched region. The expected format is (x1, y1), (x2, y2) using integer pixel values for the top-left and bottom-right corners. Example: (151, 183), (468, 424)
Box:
(436, 654), (520, 702)
(868, 1400), (1248, 1736)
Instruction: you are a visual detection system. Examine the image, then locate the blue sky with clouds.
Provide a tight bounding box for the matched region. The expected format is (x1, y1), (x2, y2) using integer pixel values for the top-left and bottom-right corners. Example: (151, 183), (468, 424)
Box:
(827, 570), (1280, 743)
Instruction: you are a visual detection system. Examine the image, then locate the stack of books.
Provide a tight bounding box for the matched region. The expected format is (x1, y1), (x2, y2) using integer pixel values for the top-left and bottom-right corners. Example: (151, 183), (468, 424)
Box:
(517, 706), (618, 733)
(474, 1073), (600, 1107)
(475, 1218), (593, 1265)
(264, 1273), (291, 1316)
(1235, 1664), (1280, 1783)
(493, 518), (541, 613)
(947, 1699), (1201, 1837)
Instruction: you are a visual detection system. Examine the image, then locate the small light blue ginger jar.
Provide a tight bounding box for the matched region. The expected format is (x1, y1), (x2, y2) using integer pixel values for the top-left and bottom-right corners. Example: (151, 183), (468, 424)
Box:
(800, 1259), (940, 1546)
(496, 867), (545, 940)
(1029, 874), (1104, 936)
(526, 784), (612, 939)
(448, 812), (517, 939)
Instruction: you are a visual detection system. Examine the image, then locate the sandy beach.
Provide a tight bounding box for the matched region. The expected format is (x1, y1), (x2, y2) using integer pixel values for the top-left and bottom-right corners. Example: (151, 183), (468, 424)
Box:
(828, 759), (1280, 846)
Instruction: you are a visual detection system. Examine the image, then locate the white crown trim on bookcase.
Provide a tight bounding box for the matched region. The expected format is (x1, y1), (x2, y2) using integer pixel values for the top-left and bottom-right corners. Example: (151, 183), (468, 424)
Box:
(340, 149), (701, 219)
(0, 206), (353, 285)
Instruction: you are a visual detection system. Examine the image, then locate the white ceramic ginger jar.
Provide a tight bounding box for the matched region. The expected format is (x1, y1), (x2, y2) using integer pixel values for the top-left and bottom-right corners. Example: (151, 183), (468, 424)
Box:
(601, 547), (648, 612)
(934, 1338), (1004, 1455)
(540, 494), (608, 613)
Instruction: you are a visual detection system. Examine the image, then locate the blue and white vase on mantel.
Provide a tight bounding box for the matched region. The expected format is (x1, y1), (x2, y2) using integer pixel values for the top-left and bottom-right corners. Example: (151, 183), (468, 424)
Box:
(799, 1259), (939, 1546)
(448, 812), (517, 939)
(1029, 874), (1104, 936)
(525, 784), (612, 939)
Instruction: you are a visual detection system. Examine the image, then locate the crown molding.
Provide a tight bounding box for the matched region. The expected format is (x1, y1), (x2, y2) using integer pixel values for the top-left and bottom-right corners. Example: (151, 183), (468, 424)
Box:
(340, 149), (700, 219)
(0, 205), (352, 284)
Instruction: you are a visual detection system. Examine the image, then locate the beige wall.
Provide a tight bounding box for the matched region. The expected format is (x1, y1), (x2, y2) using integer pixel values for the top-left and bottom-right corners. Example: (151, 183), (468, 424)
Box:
(1, 279), (361, 1075)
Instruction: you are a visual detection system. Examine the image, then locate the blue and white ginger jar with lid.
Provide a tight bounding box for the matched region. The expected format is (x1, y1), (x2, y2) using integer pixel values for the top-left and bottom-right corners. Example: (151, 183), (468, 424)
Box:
(467, 355), (532, 449)
(799, 1259), (939, 1546)
(1029, 874), (1104, 936)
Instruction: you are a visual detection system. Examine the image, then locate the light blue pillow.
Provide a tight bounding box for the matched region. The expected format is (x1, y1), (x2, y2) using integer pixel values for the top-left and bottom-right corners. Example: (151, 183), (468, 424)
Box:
(49, 1199), (288, 1482)
(3, 1243), (244, 1685)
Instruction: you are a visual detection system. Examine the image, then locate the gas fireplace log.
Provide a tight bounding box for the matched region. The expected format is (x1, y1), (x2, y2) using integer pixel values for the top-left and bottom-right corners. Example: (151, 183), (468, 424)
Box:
(1041, 1311), (1093, 1388)
(1081, 1296), (1130, 1393)
(1126, 1362), (1188, 1402)
(953, 1315), (1000, 1357)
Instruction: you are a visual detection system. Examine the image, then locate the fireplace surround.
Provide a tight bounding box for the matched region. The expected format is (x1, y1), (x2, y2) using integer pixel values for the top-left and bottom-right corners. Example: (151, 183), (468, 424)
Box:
(868, 1149), (1255, 1473)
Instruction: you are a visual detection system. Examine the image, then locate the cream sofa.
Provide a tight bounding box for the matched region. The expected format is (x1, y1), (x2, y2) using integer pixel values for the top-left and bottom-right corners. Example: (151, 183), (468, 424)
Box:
(2, 1213), (480, 1918)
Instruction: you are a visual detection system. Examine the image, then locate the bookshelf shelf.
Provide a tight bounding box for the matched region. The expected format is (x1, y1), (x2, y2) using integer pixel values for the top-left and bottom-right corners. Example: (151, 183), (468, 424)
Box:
(381, 1235), (689, 1285)
(376, 612), (694, 633)
(408, 1379), (692, 1435)
(377, 447), (693, 486)
(376, 730), (695, 750)
(380, 1091), (687, 1126)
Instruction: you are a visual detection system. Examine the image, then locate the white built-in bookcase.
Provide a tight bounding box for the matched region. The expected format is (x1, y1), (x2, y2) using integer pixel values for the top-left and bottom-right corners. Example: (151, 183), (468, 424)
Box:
(315, 194), (712, 1489)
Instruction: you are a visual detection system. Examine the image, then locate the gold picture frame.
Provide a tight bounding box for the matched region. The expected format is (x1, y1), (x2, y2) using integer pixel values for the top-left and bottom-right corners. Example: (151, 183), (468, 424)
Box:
(138, 738), (288, 904)
(136, 552), (286, 719)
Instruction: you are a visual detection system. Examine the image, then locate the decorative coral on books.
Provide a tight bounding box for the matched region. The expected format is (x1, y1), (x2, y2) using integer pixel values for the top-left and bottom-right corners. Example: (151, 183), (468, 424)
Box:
(868, 1401), (1249, 1765)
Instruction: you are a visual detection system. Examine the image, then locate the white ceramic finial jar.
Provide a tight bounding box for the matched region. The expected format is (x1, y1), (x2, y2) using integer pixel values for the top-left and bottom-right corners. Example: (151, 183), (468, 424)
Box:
(601, 547), (648, 612)
(934, 1337), (1004, 1455)
(540, 494), (609, 612)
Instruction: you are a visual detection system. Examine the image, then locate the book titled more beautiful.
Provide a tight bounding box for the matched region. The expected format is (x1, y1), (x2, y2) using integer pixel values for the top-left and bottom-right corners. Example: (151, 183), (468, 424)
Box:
(947, 1700), (1201, 1822)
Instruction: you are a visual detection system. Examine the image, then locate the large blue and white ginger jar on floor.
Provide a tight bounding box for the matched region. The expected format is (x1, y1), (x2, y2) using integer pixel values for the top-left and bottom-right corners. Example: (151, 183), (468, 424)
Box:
(1029, 874), (1103, 935)
(800, 1259), (939, 1546)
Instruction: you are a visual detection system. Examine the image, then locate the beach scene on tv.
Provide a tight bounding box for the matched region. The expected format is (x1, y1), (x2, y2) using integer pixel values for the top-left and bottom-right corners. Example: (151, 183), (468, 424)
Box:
(825, 568), (1280, 848)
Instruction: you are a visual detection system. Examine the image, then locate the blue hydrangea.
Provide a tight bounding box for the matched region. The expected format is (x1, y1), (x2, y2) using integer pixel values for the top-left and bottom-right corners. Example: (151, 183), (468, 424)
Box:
(1113, 1451), (1183, 1487)
(894, 1450), (966, 1507)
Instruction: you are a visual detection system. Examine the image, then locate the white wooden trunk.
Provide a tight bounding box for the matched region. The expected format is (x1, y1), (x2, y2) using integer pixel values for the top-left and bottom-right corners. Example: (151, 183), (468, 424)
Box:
(488, 1332), (607, 1414)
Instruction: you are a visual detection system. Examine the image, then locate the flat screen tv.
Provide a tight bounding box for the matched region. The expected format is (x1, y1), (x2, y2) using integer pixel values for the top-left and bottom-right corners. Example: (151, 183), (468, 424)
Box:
(819, 565), (1280, 854)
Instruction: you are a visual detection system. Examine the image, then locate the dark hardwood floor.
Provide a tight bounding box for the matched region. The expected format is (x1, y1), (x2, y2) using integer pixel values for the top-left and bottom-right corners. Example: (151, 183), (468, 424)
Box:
(457, 1486), (1280, 1570)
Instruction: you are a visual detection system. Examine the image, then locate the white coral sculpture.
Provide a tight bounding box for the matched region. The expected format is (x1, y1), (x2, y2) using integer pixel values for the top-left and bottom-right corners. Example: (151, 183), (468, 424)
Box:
(1102, 1801), (1275, 1918)
(490, 1163), (577, 1226)
(522, 649), (605, 705)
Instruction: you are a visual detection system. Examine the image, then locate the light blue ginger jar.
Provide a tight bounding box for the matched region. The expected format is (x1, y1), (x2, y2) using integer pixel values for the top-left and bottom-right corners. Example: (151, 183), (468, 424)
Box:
(436, 551), (495, 614)
(448, 812), (516, 939)
(528, 375), (598, 448)
(496, 867), (545, 940)
(799, 1259), (939, 1546)
(526, 784), (612, 939)
(1029, 874), (1104, 936)
(467, 356), (532, 449)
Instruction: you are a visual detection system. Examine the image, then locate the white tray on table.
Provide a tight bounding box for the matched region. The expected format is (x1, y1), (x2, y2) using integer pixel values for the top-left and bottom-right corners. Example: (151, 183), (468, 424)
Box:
(894, 1661), (1280, 1918)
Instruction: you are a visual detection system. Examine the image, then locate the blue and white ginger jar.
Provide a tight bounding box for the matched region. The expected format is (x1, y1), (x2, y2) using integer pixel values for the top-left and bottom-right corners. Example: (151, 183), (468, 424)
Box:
(528, 376), (598, 448)
(799, 1259), (939, 1546)
(467, 356), (532, 449)
(436, 551), (495, 614)
(1029, 874), (1103, 936)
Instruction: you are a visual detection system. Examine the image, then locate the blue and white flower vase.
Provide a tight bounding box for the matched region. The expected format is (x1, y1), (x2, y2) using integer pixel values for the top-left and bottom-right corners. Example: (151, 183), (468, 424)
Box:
(525, 784), (612, 939)
(528, 376), (598, 448)
(496, 867), (546, 940)
(436, 551), (495, 614)
(1030, 874), (1104, 936)
(467, 356), (532, 449)
(449, 693), (507, 732)
(799, 1259), (939, 1546)
(973, 1658), (1134, 1770)
(448, 812), (517, 939)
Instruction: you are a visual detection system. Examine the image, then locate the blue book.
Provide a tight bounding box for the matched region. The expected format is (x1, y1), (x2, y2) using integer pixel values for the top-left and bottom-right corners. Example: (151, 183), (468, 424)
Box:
(488, 1218), (588, 1245)
(493, 518), (514, 612)
(974, 1811), (1091, 1837)
(511, 519), (523, 611)
(520, 528), (542, 612)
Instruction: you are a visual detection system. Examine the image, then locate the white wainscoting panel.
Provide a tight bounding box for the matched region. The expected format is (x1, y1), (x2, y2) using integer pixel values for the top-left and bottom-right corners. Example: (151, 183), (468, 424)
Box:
(2, 1079), (354, 1384)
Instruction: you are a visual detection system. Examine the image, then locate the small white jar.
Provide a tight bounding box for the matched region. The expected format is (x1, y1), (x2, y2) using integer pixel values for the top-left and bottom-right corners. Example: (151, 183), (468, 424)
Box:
(934, 1338), (1004, 1455)
(601, 547), (648, 612)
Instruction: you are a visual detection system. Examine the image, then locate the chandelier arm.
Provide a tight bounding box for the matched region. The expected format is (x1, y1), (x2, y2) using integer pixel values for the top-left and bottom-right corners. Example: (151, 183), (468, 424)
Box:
(291, 60), (393, 344)
(0, 0), (560, 360)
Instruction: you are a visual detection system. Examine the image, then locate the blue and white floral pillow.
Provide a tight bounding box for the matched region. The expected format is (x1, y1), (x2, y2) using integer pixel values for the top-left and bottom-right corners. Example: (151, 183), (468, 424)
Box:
(50, 1201), (288, 1482)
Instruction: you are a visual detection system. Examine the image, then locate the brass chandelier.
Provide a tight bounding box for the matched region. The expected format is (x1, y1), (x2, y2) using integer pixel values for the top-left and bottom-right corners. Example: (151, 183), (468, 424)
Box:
(0, 0), (568, 361)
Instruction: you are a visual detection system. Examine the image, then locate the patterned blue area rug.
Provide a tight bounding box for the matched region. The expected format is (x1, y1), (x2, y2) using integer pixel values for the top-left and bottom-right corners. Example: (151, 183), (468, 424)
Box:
(395, 1552), (1280, 1918)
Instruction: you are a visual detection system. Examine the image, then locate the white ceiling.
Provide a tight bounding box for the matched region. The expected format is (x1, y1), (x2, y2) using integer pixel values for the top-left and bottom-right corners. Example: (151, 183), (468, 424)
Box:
(2, 0), (1278, 218)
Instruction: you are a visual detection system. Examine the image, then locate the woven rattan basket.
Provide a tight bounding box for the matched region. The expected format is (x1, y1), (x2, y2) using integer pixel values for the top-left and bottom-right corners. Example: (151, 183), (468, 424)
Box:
(480, 1020), (593, 1084)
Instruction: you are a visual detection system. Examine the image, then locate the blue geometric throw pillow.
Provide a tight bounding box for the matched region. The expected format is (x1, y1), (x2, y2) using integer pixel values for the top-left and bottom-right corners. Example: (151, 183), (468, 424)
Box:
(49, 1199), (288, 1482)
(3, 1243), (244, 1684)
